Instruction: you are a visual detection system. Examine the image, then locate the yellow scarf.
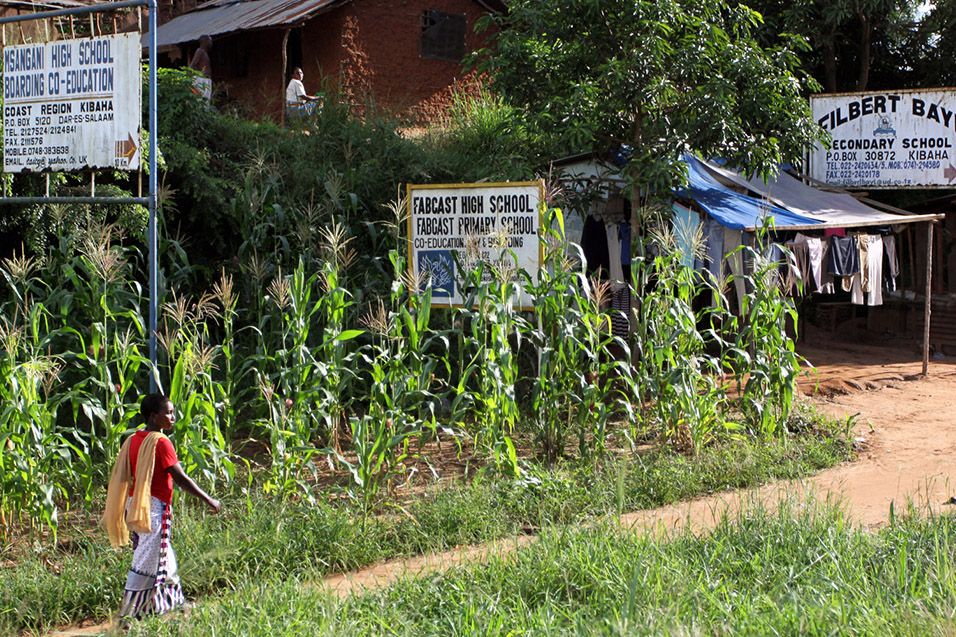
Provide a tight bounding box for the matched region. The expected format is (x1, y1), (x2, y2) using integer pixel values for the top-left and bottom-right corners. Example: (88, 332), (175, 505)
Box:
(102, 431), (168, 549)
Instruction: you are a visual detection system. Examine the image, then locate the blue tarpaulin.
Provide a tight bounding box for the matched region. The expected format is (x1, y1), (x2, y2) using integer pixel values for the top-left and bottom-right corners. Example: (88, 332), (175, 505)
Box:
(677, 155), (820, 230)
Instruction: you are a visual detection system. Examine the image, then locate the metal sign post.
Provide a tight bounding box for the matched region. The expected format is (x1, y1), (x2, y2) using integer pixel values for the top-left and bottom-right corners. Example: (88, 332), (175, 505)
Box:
(0, 0), (159, 392)
(148, 0), (158, 392)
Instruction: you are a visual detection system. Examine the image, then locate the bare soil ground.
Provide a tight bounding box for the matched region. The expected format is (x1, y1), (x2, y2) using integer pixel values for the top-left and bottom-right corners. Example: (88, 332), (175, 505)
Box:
(50, 325), (956, 635)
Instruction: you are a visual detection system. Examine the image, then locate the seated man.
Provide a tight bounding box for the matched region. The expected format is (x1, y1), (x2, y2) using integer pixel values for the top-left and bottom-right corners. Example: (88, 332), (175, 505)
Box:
(285, 67), (321, 121)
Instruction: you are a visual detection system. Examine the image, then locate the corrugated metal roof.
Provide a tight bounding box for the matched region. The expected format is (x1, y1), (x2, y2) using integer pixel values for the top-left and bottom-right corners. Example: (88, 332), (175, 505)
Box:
(143, 0), (344, 48)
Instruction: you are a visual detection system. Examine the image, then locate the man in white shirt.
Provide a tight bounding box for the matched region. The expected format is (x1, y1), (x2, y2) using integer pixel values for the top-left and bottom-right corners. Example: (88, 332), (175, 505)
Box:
(286, 67), (320, 122)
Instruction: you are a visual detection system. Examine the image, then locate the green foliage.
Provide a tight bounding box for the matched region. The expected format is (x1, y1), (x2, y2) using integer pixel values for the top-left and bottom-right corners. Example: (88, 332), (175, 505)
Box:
(90, 495), (956, 635)
(728, 223), (808, 435)
(0, 529), (125, 633)
(748, 0), (915, 92)
(316, 500), (956, 636)
(1, 49), (820, 547)
(913, 0), (956, 87)
(0, 307), (76, 539)
(624, 217), (732, 453)
(419, 88), (558, 181)
(0, 199), (819, 539)
(525, 208), (624, 463)
(329, 250), (449, 515)
(0, 232), (232, 539)
(455, 256), (524, 475)
(474, 0), (827, 193)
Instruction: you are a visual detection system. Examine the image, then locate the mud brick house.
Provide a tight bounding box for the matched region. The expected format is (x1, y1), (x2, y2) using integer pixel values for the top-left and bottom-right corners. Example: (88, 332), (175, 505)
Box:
(145, 0), (505, 123)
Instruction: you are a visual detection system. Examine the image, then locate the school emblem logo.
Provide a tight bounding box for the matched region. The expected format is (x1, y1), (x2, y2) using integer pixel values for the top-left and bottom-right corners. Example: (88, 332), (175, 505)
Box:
(873, 116), (896, 137)
(418, 250), (455, 297)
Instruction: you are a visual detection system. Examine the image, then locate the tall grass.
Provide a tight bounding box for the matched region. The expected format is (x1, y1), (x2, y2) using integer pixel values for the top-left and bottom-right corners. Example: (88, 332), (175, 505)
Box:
(625, 219), (731, 452)
(0, 203), (819, 540)
(729, 223), (807, 435)
(456, 250), (525, 475)
(0, 420), (849, 634)
(526, 208), (624, 464)
(123, 498), (956, 636)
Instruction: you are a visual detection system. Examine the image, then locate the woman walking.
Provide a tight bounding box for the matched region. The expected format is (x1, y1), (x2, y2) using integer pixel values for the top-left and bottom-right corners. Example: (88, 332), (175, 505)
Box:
(103, 393), (221, 624)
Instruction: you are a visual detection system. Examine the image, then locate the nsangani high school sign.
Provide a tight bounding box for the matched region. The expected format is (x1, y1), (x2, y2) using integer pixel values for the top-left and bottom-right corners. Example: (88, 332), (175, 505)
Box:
(3, 33), (141, 173)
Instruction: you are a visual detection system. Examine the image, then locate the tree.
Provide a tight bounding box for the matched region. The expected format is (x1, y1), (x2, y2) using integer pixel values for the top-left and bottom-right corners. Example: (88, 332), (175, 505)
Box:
(473, 0), (826, 198)
(748, 0), (918, 93)
(912, 0), (956, 87)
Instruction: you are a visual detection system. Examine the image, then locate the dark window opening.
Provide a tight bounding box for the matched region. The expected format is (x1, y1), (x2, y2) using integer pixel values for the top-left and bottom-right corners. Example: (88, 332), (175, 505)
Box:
(420, 10), (466, 62)
(219, 36), (249, 78)
(286, 28), (303, 72)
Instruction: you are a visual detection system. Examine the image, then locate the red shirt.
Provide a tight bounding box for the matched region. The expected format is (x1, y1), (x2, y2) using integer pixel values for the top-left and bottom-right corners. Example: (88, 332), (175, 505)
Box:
(128, 430), (178, 504)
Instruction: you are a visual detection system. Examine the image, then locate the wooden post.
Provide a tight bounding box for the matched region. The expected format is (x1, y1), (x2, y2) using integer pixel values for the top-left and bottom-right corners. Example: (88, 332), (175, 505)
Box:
(281, 29), (290, 128)
(908, 225), (917, 292)
(922, 221), (934, 376)
(935, 221), (944, 293)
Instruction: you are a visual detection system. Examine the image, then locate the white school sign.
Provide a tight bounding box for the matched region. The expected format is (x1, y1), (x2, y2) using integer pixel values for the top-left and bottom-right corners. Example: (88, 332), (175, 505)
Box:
(407, 181), (544, 309)
(809, 88), (956, 188)
(3, 33), (141, 173)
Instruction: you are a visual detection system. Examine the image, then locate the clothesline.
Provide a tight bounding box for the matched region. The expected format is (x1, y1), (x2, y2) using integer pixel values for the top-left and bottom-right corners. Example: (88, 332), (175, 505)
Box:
(580, 206), (909, 310)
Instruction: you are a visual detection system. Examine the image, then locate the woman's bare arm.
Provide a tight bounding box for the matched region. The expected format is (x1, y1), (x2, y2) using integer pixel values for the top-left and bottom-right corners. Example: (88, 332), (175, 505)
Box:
(168, 463), (222, 513)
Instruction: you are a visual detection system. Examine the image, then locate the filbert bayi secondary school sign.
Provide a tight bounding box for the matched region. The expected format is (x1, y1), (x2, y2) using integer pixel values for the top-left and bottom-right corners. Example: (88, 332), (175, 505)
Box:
(809, 88), (956, 189)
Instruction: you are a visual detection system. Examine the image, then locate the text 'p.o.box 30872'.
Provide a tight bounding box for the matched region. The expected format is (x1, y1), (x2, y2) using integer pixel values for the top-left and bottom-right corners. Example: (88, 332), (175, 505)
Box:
(407, 181), (544, 309)
(3, 33), (141, 173)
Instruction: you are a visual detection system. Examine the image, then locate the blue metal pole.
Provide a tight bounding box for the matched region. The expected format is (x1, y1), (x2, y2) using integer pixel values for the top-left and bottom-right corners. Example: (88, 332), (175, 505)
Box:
(148, 0), (159, 394)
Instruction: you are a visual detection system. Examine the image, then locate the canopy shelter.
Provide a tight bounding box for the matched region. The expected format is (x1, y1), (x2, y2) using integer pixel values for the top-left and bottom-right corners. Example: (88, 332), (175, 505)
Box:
(680, 154), (943, 231)
(554, 152), (946, 374)
(681, 154), (944, 374)
(677, 155), (817, 229)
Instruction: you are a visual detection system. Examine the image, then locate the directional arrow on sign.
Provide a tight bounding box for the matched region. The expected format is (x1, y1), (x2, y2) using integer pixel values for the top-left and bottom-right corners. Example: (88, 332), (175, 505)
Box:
(124, 133), (136, 160)
(115, 133), (137, 162)
(944, 163), (956, 183)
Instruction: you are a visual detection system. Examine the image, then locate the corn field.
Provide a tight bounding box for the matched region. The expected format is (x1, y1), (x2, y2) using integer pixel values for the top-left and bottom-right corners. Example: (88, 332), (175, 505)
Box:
(0, 195), (804, 541)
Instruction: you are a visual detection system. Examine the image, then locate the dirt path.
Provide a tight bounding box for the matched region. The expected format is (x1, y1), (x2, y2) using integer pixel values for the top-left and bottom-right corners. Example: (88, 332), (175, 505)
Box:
(50, 332), (956, 635)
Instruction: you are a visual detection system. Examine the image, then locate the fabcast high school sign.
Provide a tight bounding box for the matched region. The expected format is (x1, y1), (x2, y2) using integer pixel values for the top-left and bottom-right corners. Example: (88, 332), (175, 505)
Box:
(407, 181), (544, 309)
(809, 88), (956, 188)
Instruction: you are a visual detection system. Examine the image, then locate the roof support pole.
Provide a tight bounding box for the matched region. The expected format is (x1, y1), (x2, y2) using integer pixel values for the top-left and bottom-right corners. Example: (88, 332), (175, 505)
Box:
(922, 221), (934, 376)
(281, 28), (289, 128)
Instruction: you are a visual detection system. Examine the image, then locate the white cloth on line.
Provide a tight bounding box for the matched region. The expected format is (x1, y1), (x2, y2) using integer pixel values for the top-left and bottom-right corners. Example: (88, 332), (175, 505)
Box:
(723, 227), (747, 315)
(606, 225), (624, 284)
(850, 234), (883, 306)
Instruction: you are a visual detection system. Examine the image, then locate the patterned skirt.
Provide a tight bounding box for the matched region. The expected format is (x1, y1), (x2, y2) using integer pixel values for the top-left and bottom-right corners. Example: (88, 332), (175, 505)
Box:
(118, 496), (185, 620)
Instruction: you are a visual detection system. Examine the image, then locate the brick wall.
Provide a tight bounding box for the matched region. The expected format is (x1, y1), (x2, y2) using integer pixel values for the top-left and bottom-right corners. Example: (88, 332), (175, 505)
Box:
(306, 0), (492, 123)
(206, 0), (495, 123)
(211, 29), (287, 118)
